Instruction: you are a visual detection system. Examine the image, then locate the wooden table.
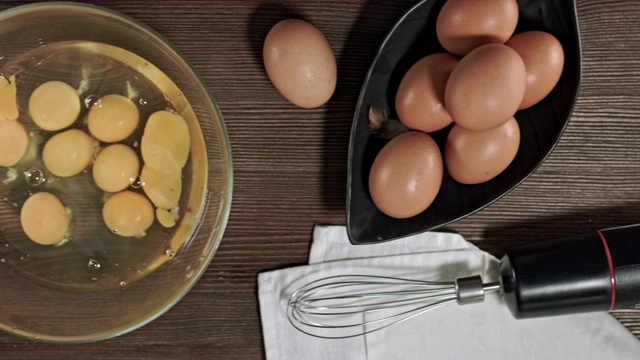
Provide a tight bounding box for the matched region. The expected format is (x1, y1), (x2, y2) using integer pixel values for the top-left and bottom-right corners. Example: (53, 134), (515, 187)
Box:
(1, 0), (639, 358)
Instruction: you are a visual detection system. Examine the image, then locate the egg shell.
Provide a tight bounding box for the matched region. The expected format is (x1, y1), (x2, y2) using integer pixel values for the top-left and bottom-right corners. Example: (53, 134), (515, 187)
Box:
(102, 190), (154, 238)
(28, 80), (80, 131)
(0, 119), (29, 167)
(506, 31), (565, 110)
(20, 192), (70, 245)
(395, 53), (459, 133)
(263, 19), (337, 109)
(42, 129), (95, 177)
(445, 117), (520, 185)
(369, 131), (443, 219)
(445, 43), (526, 131)
(141, 110), (190, 175)
(436, 0), (519, 55)
(0, 75), (19, 121)
(87, 94), (140, 143)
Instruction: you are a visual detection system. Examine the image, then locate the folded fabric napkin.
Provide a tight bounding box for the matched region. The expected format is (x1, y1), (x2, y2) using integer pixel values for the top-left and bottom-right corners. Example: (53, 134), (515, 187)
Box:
(258, 225), (640, 359)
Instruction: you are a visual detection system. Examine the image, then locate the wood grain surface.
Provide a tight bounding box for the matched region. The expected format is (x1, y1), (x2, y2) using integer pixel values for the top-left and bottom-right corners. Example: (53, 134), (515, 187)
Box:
(1, 0), (640, 358)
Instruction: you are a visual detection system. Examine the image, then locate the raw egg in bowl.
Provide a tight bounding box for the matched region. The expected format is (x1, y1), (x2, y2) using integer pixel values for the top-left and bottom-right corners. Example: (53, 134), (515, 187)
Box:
(0, 3), (232, 342)
(347, 0), (580, 244)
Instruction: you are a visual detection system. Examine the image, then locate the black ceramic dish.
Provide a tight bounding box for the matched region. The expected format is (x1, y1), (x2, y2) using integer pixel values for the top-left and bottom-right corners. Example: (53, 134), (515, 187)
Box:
(346, 0), (581, 245)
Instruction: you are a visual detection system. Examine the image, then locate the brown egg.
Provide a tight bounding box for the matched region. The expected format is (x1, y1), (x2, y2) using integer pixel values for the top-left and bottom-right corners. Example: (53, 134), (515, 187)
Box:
(436, 0), (519, 55)
(369, 131), (443, 219)
(506, 31), (565, 110)
(395, 53), (459, 133)
(445, 44), (526, 131)
(263, 19), (337, 109)
(445, 117), (520, 184)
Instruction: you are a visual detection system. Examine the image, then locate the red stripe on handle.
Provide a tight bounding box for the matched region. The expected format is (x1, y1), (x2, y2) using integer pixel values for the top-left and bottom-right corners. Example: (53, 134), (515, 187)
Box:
(596, 229), (616, 311)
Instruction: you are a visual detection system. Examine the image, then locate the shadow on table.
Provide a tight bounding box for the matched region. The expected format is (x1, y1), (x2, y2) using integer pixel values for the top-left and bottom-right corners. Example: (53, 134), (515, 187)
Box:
(479, 201), (640, 255)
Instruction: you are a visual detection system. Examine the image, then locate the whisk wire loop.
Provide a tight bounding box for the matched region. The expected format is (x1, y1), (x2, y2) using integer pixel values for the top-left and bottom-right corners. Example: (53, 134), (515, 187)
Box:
(287, 274), (500, 339)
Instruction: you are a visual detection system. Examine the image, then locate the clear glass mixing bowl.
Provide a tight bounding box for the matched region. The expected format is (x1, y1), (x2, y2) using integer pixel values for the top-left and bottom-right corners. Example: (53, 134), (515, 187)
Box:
(0, 2), (232, 343)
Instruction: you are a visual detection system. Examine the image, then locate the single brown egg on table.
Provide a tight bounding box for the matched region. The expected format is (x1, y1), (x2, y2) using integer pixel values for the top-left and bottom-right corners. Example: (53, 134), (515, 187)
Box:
(506, 31), (565, 110)
(263, 19), (337, 109)
(395, 53), (459, 133)
(445, 43), (526, 131)
(445, 117), (520, 185)
(436, 0), (519, 55)
(369, 131), (443, 219)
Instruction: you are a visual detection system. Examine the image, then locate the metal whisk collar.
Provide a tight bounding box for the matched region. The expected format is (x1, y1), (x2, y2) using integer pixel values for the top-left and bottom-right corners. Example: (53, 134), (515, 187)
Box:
(287, 274), (501, 339)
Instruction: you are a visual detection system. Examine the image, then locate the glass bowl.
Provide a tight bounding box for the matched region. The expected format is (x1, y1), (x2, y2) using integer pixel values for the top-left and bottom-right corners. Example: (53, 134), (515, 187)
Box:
(0, 2), (232, 342)
(347, 0), (581, 244)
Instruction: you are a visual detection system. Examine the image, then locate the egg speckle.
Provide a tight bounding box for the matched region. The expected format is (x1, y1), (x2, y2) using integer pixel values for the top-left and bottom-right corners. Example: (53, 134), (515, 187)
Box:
(369, 131), (443, 219)
(93, 144), (140, 192)
(141, 110), (190, 175)
(263, 19), (337, 109)
(141, 164), (182, 210)
(87, 94), (139, 142)
(42, 129), (95, 177)
(0, 75), (19, 121)
(0, 119), (29, 167)
(20, 192), (70, 245)
(28, 80), (80, 131)
(102, 190), (154, 238)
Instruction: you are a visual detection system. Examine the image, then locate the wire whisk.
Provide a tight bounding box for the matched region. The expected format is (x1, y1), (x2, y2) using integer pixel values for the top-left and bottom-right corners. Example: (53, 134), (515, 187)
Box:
(287, 274), (501, 339)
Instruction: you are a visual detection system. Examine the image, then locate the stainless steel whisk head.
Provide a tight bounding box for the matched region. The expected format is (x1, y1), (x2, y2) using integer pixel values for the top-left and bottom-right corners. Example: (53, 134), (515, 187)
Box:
(287, 274), (501, 339)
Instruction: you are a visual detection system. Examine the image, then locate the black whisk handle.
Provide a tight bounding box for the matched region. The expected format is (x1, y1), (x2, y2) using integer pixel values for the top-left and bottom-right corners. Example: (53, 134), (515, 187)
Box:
(499, 224), (640, 319)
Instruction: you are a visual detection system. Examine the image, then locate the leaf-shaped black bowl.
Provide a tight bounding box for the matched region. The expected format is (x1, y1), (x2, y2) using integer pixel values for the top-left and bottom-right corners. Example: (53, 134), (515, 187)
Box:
(346, 0), (581, 245)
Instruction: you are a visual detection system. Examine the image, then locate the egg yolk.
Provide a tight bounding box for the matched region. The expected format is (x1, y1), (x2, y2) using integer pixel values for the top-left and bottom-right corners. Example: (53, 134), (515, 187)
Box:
(0, 119), (29, 167)
(29, 80), (80, 131)
(87, 94), (139, 143)
(155, 208), (176, 228)
(141, 110), (191, 174)
(0, 75), (19, 121)
(93, 144), (140, 192)
(141, 164), (182, 210)
(42, 129), (95, 177)
(102, 190), (154, 237)
(20, 192), (70, 245)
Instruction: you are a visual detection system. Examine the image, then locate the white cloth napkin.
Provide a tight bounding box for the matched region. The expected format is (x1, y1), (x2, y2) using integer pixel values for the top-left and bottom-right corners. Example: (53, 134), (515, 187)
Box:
(258, 225), (640, 359)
